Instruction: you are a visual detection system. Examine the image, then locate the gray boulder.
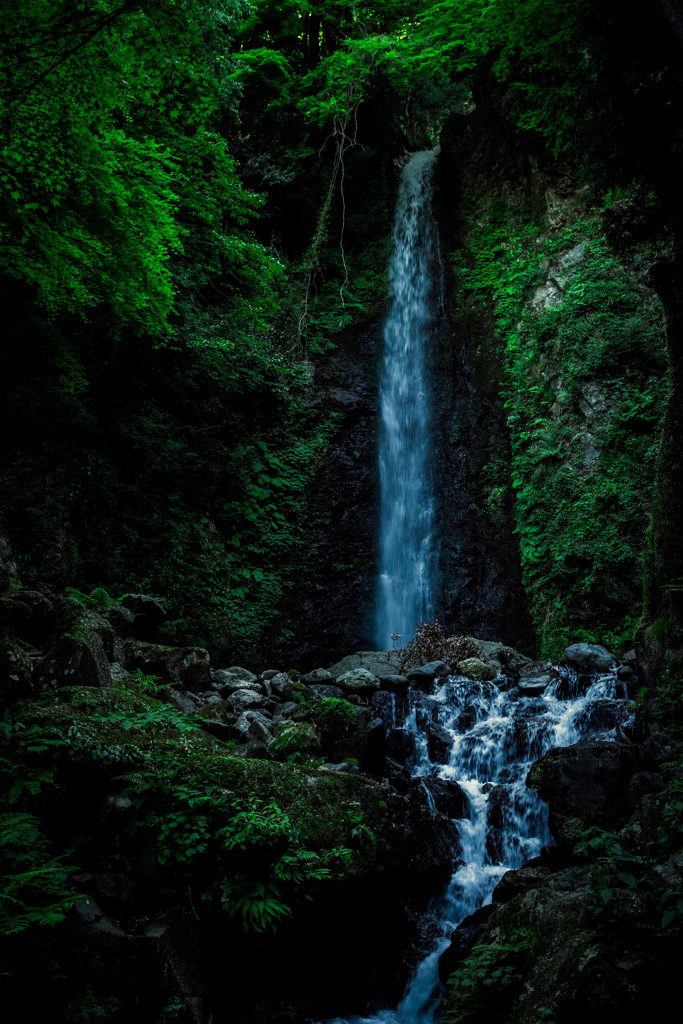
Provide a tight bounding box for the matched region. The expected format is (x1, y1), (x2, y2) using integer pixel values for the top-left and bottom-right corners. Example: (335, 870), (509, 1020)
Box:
(303, 668), (335, 684)
(562, 643), (614, 674)
(234, 710), (273, 745)
(118, 593), (166, 641)
(518, 674), (552, 696)
(337, 667), (381, 694)
(527, 739), (638, 849)
(213, 670), (265, 695)
(223, 665), (257, 682)
(308, 683), (344, 699)
(227, 688), (269, 711)
(327, 651), (404, 679)
(474, 640), (532, 674)
(35, 607), (114, 691)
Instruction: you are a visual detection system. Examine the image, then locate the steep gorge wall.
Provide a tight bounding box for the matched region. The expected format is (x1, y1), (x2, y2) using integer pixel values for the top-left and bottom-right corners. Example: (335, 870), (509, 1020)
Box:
(438, 88), (669, 659)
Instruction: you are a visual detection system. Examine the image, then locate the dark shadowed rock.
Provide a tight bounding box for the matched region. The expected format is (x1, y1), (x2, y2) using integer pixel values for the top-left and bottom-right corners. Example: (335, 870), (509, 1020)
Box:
(0, 632), (33, 705)
(386, 728), (418, 764)
(35, 607), (114, 691)
(378, 674), (410, 691)
(527, 740), (638, 849)
(426, 722), (453, 763)
(418, 777), (469, 819)
(408, 661), (451, 684)
(491, 865), (551, 904)
(628, 771), (665, 810)
(108, 604), (137, 638)
(125, 641), (212, 692)
(306, 682), (342, 700)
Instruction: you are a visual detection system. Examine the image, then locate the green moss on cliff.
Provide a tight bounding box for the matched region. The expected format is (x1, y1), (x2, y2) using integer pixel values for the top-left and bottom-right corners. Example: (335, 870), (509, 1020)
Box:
(451, 195), (668, 658)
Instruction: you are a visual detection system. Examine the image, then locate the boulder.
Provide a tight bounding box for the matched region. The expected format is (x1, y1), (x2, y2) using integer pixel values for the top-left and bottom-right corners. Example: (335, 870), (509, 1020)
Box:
(222, 665), (257, 682)
(108, 604), (137, 638)
(308, 683), (344, 699)
(527, 740), (638, 849)
(213, 670), (265, 696)
(638, 732), (683, 772)
(0, 588), (54, 643)
(303, 668), (335, 684)
(386, 728), (418, 764)
(125, 642), (212, 692)
(408, 661), (451, 683)
(491, 865), (552, 904)
(227, 689), (270, 712)
(474, 640), (532, 675)
(517, 674), (551, 696)
(425, 722), (453, 764)
(378, 674), (410, 691)
(166, 688), (199, 714)
(233, 710), (273, 746)
(561, 643), (614, 674)
(628, 771), (665, 810)
(0, 595), (33, 631)
(456, 658), (497, 682)
(270, 721), (321, 759)
(268, 672), (291, 696)
(327, 651), (404, 680)
(119, 594), (166, 640)
(0, 633), (33, 705)
(417, 777), (469, 819)
(337, 667), (381, 694)
(34, 609), (114, 691)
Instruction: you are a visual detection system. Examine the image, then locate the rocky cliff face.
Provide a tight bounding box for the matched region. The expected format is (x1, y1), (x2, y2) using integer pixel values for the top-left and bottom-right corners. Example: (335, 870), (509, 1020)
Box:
(277, 321), (382, 668)
(437, 89), (669, 659)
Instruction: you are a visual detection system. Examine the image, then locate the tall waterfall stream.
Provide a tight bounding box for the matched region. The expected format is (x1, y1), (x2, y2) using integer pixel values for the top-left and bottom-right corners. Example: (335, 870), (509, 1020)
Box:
(323, 148), (630, 1024)
(375, 149), (442, 649)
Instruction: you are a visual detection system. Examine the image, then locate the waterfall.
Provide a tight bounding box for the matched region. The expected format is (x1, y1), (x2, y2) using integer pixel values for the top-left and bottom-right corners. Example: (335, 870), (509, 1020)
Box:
(319, 665), (630, 1024)
(375, 148), (442, 649)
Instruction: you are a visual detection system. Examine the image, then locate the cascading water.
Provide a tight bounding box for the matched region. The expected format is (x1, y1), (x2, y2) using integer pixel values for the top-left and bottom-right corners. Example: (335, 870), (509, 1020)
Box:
(375, 149), (442, 649)
(321, 665), (630, 1024)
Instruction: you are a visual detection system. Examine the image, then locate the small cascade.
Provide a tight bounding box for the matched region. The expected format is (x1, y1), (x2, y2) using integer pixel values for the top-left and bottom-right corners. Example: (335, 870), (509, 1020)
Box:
(320, 663), (630, 1024)
(375, 149), (442, 648)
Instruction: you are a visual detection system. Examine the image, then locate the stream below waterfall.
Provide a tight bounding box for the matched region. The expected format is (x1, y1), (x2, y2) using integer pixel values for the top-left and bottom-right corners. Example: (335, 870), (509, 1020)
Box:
(320, 664), (630, 1024)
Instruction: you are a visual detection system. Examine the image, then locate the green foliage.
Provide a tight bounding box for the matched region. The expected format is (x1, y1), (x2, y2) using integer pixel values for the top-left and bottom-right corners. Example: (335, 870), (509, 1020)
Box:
(0, 680), (378, 944)
(444, 936), (531, 1024)
(65, 586), (117, 613)
(574, 785), (683, 933)
(0, 811), (79, 934)
(655, 647), (683, 737)
(0, 0), (280, 335)
(313, 697), (357, 727)
(452, 196), (668, 658)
